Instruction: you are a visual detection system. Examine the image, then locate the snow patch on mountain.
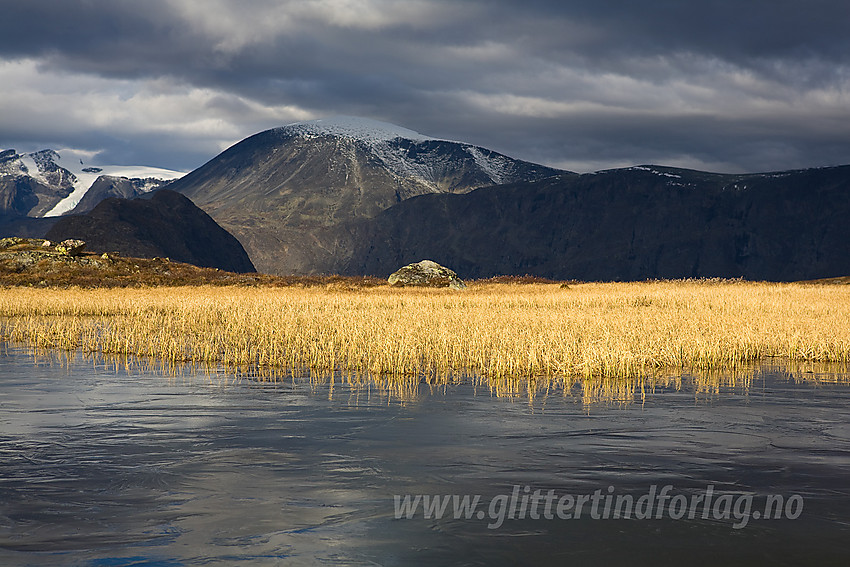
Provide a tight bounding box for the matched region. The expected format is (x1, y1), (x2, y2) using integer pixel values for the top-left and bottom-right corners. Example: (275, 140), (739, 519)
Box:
(280, 116), (434, 144)
(46, 152), (184, 216)
(18, 154), (41, 181)
(370, 143), (438, 183)
(279, 115), (528, 187)
(629, 166), (683, 179)
(1, 147), (187, 217)
(466, 146), (512, 185)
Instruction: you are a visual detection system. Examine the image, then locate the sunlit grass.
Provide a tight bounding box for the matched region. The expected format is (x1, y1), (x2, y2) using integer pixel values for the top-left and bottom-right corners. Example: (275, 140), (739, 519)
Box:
(1, 281), (849, 389)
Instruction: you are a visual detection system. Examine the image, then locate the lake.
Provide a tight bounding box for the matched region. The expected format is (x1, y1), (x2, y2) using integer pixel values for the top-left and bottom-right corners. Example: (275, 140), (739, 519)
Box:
(1, 345), (849, 565)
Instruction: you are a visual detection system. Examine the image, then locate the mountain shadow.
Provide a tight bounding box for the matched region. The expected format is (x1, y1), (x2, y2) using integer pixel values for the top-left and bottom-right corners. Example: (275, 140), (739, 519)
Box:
(46, 190), (256, 273)
(341, 165), (850, 281)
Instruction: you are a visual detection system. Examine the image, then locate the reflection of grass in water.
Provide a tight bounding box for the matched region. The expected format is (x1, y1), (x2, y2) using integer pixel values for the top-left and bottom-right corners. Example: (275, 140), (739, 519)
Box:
(14, 344), (850, 406)
(2, 282), (849, 394)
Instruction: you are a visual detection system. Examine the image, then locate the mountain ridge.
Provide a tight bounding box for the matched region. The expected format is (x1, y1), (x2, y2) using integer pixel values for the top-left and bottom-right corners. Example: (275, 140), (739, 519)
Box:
(339, 163), (850, 281)
(8, 117), (849, 281)
(166, 116), (568, 274)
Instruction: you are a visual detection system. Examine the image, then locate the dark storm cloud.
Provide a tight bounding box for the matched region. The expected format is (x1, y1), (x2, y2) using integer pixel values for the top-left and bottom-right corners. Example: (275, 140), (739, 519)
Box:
(514, 0), (850, 57)
(1, 0), (849, 173)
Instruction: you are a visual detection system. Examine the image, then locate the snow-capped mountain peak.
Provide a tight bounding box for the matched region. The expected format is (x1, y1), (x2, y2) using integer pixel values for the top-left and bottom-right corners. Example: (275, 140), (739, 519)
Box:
(0, 148), (186, 217)
(275, 115), (554, 188)
(279, 116), (434, 144)
(162, 117), (568, 275)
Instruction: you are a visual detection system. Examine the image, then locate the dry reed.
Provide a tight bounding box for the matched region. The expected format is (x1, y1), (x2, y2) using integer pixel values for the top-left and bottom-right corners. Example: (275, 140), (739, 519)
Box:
(1, 281), (849, 385)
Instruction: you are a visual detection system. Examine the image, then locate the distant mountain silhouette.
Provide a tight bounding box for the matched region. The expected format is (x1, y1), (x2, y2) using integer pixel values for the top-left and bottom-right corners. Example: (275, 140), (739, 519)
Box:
(46, 190), (256, 273)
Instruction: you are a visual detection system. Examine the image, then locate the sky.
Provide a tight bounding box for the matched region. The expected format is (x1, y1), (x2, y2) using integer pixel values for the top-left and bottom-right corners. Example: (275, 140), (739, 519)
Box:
(1, 0), (849, 174)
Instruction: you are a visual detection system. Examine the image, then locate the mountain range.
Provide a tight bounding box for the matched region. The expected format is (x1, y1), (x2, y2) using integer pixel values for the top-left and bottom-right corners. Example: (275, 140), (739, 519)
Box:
(0, 148), (183, 218)
(3, 116), (849, 281)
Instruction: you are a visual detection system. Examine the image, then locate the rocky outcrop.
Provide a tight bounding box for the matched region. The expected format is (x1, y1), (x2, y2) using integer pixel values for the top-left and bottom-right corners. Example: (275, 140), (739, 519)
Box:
(0, 236), (27, 249)
(0, 238), (109, 272)
(0, 237), (389, 287)
(387, 260), (467, 289)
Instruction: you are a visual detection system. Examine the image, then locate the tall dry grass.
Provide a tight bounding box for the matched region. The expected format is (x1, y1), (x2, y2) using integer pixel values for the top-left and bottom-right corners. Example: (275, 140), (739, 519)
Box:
(1, 281), (849, 385)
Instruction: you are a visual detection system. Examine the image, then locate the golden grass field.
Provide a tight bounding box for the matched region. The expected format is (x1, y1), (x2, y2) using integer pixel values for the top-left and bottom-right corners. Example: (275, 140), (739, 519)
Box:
(1, 281), (849, 396)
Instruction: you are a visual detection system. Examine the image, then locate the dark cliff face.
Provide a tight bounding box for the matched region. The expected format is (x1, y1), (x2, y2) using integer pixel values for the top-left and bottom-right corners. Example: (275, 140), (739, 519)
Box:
(45, 190), (256, 273)
(341, 166), (850, 282)
(0, 174), (72, 217)
(0, 176), (40, 217)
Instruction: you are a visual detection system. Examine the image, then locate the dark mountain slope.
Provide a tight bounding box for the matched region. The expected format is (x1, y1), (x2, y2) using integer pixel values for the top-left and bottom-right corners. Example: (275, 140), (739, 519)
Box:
(0, 215), (59, 239)
(46, 190), (256, 273)
(0, 163), (72, 217)
(342, 165), (850, 281)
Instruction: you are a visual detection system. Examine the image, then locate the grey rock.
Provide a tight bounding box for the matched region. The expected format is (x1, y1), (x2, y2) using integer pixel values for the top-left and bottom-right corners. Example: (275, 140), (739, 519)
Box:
(56, 239), (86, 256)
(388, 259), (467, 289)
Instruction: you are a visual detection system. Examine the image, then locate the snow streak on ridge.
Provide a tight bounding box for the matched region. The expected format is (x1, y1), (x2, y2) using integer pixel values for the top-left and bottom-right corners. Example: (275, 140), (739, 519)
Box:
(278, 115), (515, 187)
(279, 116), (433, 144)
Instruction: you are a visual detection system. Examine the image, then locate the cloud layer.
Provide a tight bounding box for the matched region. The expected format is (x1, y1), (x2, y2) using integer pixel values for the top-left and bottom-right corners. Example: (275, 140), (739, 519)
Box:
(1, 0), (849, 173)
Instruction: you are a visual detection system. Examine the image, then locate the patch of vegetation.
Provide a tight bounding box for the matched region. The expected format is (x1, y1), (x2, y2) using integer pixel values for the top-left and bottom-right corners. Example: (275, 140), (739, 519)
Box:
(473, 275), (567, 285)
(0, 237), (384, 288)
(2, 281), (848, 384)
(798, 276), (850, 285)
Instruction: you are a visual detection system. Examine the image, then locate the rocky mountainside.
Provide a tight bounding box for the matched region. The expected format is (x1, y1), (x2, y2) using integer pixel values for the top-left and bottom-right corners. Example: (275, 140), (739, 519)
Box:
(0, 149), (75, 216)
(45, 190), (256, 273)
(340, 165), (850, 281)
(166, 116), (567, 274)
(0, 148), (182, 218)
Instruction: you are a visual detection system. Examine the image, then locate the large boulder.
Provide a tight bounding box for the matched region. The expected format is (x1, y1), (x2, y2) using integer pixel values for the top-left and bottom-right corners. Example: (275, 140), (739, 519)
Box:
(55, 239), (86, 256)
(387, 259), (467, 289)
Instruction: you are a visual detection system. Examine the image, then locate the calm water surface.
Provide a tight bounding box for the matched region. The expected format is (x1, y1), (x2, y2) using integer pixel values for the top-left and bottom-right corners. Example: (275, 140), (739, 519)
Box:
(1, 346), (849, 566)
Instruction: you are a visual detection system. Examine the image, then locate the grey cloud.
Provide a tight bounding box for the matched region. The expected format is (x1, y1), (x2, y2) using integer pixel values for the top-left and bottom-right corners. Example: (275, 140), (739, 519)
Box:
(1, 0), (850, 173)
(495, 0), (850, 61)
